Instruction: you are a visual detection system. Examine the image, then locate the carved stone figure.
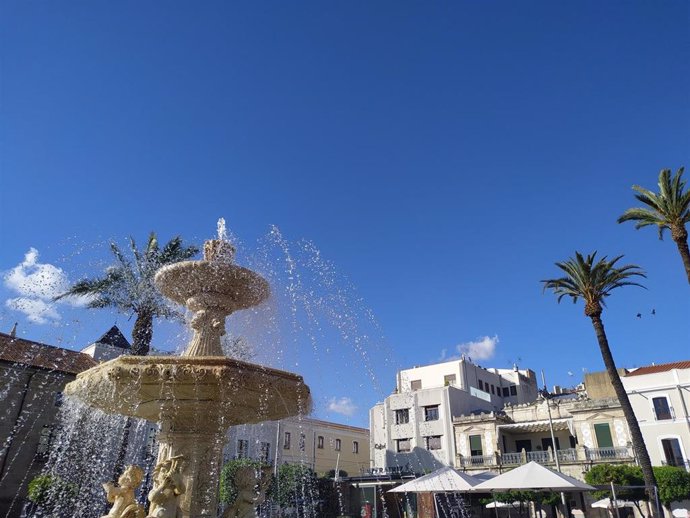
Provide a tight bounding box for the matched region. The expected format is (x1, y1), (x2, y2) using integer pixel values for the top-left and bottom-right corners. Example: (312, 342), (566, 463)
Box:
(147, 455), (186, 518)
(222, 466), (272, 518)
(101, 465), (145, 518)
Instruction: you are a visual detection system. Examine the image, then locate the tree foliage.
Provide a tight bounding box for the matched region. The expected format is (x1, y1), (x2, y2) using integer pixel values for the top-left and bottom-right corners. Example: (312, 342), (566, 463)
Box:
(584, 465), (690, 507)
(56, 233), (198, 355)
(219, 458), (272, 506)
(276, 463), (319, 512)
(27, 474), (77, 509)
(653, 466), (690, 507)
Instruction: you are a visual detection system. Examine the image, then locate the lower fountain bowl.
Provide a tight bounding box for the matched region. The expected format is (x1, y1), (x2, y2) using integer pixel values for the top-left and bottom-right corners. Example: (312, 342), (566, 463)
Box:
(64, 356), (312, 427)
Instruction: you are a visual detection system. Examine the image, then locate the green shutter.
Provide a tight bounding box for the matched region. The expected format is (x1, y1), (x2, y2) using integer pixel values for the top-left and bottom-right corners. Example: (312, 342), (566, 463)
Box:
(593, 423), (613, 448)
(469, 435), (483, 455)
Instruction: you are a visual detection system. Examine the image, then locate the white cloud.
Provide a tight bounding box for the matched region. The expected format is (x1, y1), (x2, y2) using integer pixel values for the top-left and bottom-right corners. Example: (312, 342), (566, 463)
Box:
(5, 297), (62, 324)
(328, 397), (357, 417)
(3, 248), (88, 324)
(457, 335), (499, 361)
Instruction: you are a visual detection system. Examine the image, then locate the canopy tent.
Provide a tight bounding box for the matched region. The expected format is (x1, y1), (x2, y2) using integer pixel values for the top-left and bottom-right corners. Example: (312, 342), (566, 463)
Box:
(473, 462), (595, 492)
(486, 501), (521, 509)
(591, 498), (636, 509)
(388, 466), (481, 493)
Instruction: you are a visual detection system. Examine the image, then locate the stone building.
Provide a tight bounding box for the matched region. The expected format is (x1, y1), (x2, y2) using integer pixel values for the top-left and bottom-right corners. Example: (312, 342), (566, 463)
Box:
(0, 330), (98, 517)
(223, 417), (370, 477)
(453, 392), (634, 479)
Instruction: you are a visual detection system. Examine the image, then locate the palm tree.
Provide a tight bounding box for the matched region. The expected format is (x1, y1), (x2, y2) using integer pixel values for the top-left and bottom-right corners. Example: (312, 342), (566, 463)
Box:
(56, 233), (198, 356)
(542, 252), (659, 517)
(618, 167), (690, 285)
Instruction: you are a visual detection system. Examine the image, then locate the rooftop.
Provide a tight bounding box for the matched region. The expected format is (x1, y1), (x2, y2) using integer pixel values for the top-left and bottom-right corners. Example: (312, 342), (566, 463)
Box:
(626, 360), (690, 377)
(92, 325), (131, 349)
(0, 332), (98, 375)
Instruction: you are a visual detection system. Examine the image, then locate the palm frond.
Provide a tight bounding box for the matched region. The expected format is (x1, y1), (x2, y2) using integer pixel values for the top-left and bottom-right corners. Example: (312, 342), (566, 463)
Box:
(542, 251), (645, 314)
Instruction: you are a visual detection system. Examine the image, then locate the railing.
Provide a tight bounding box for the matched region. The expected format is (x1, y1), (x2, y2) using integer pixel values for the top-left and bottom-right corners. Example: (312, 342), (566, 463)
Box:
(661, 459), (690, 470)
(458, 455), (494, 467)
(556, 448), (578, 462)
(526, 450), (550, 463)
(501, 452), (522, 465)
(585, 447), (631, 461)
(362, 465), (413, 476)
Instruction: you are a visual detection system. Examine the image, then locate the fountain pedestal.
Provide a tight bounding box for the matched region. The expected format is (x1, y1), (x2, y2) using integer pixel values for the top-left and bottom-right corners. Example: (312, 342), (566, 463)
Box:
(64, 238), (311, 518)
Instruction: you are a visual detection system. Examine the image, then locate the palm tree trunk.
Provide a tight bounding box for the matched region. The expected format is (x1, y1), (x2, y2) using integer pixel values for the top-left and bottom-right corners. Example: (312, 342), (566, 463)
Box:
(589, 315), (659, 518)
(131, 309), (153, 356)
(672, 236), (690, 285)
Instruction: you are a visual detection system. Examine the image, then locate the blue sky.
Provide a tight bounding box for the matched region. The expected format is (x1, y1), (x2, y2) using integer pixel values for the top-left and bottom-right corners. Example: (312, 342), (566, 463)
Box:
(1, 1), (689, 427)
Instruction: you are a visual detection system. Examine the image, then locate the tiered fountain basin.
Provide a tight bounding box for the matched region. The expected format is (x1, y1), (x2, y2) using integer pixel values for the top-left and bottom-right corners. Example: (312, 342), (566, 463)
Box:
(64, 356), (311, 426)
(63, 237), (312, 518)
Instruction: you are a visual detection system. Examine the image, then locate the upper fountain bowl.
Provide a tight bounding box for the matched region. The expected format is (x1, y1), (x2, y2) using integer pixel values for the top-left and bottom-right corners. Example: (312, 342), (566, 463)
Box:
(154, 239), (270, 314)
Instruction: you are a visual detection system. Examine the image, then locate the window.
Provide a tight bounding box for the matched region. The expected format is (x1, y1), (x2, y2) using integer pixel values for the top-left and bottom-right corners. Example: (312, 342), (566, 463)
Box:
(283, 432), (291, 449)
(661, 438), (684, 467)
(395, 409), (410, 425)
(237, 439), (249, 459)
(36, 426), (53, 458)
(502, 387), (509, 397)
(353, 441), (359, 454)
(469, 435), (483, 456)
(594, 423), (614, 448)
(335, 439), (341, 451)
(299, 433), (306, 452)
(396, 438), (411, 453)
(426, 436), (442, 451)
(510, 385), (517, 396)
(478, 380), (484, 390)
(653, 397), (673, 420)
(444, 374), (456, 386)
(410, 380), (422, 391)
(260, 442), (271, 463)
(424, 405), (440, 422)
(490, 384), (495, 395)
(515, 439), (532, 452)
(317, 436), (324, 449)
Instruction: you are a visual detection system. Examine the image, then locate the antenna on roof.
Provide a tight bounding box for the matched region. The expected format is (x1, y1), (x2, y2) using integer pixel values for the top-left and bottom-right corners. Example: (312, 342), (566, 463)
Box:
(9, 322), (17, 338)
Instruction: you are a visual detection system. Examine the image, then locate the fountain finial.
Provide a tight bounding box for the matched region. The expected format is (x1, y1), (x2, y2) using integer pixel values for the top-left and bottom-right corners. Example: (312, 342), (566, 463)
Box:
(203, 217), (235, 263)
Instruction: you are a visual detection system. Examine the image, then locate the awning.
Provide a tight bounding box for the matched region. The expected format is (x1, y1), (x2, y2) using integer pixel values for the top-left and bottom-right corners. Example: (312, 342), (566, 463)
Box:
(497, 418), (574, 436)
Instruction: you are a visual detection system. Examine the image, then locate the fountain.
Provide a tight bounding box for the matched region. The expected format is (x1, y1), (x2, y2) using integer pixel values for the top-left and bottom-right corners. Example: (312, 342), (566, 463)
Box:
(64, 224), (312, 517)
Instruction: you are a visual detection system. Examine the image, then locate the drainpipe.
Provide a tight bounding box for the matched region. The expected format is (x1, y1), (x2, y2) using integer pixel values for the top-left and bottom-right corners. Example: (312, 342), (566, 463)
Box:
(274, 422), (281, 476)
(673, 370), (690, 439)
(0, 369), (37, 479)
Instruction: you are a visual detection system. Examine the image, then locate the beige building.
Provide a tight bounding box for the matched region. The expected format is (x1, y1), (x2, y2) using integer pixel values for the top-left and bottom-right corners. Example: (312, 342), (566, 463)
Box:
(623, 360), (690, 470)
(0, 330), (98, 518)
(453, 372), (635, 480)
(224, 417), (370, 477)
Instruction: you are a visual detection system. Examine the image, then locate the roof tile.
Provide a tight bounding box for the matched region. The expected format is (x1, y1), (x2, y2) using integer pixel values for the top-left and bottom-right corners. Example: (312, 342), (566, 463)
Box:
(0, 332), (97, 374)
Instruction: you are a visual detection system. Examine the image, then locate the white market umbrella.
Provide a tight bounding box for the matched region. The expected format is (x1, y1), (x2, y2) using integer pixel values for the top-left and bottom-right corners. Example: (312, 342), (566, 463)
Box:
(486, 501), (521, 509)
(591, 498), (636, 509)
(473, 462), (595, 492)
(388, 466), (480, 493)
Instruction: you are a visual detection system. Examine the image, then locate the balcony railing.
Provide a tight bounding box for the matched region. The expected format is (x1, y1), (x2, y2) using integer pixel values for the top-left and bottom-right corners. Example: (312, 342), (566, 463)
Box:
(458, 446), (632, 469)
(585, 447), (630, 461)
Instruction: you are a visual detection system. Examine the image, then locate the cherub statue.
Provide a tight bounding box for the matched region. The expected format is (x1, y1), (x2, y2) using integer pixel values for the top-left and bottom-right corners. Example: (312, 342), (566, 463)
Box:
(146, 455), (186, 518)
(222, 466), (272, 518)
(101, 465), (145, 518)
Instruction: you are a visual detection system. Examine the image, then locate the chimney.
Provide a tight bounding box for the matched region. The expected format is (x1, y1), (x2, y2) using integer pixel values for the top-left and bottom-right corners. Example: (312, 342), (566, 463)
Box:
(9, 322), (17, 338)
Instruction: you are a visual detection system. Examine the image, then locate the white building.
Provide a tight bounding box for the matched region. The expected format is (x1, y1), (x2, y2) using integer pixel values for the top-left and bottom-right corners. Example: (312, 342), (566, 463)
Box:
(622, 360), (690, 470)
(80, 325), (132, 362)
(370, 356), (538, 473)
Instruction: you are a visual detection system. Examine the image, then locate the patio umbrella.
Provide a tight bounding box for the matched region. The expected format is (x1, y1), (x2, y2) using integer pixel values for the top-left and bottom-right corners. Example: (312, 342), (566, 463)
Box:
(473, 462), (595, 492)
(591, 498), (636, 509)
(388, 466), (480, 493)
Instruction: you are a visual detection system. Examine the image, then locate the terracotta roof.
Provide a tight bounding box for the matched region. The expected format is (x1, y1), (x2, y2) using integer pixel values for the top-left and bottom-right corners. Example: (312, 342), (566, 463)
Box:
(626, 360), (690, 377)
(0, 332), (97, 374)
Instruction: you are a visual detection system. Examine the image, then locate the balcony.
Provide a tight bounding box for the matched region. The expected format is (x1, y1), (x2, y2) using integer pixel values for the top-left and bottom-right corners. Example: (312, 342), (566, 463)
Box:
(457, 446), (633, 469)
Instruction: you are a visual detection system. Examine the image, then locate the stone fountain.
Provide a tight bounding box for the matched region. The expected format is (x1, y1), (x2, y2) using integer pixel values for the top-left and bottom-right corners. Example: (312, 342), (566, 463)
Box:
(64, 232), (311, 518)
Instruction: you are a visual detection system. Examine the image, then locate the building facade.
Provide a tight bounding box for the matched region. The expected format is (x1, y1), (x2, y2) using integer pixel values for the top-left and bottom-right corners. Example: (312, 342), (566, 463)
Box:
(223, 417), (370, 476)
(0, 331), (98, 517)
(622, 360), (690, 470)
(370, 357), (539, 472)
